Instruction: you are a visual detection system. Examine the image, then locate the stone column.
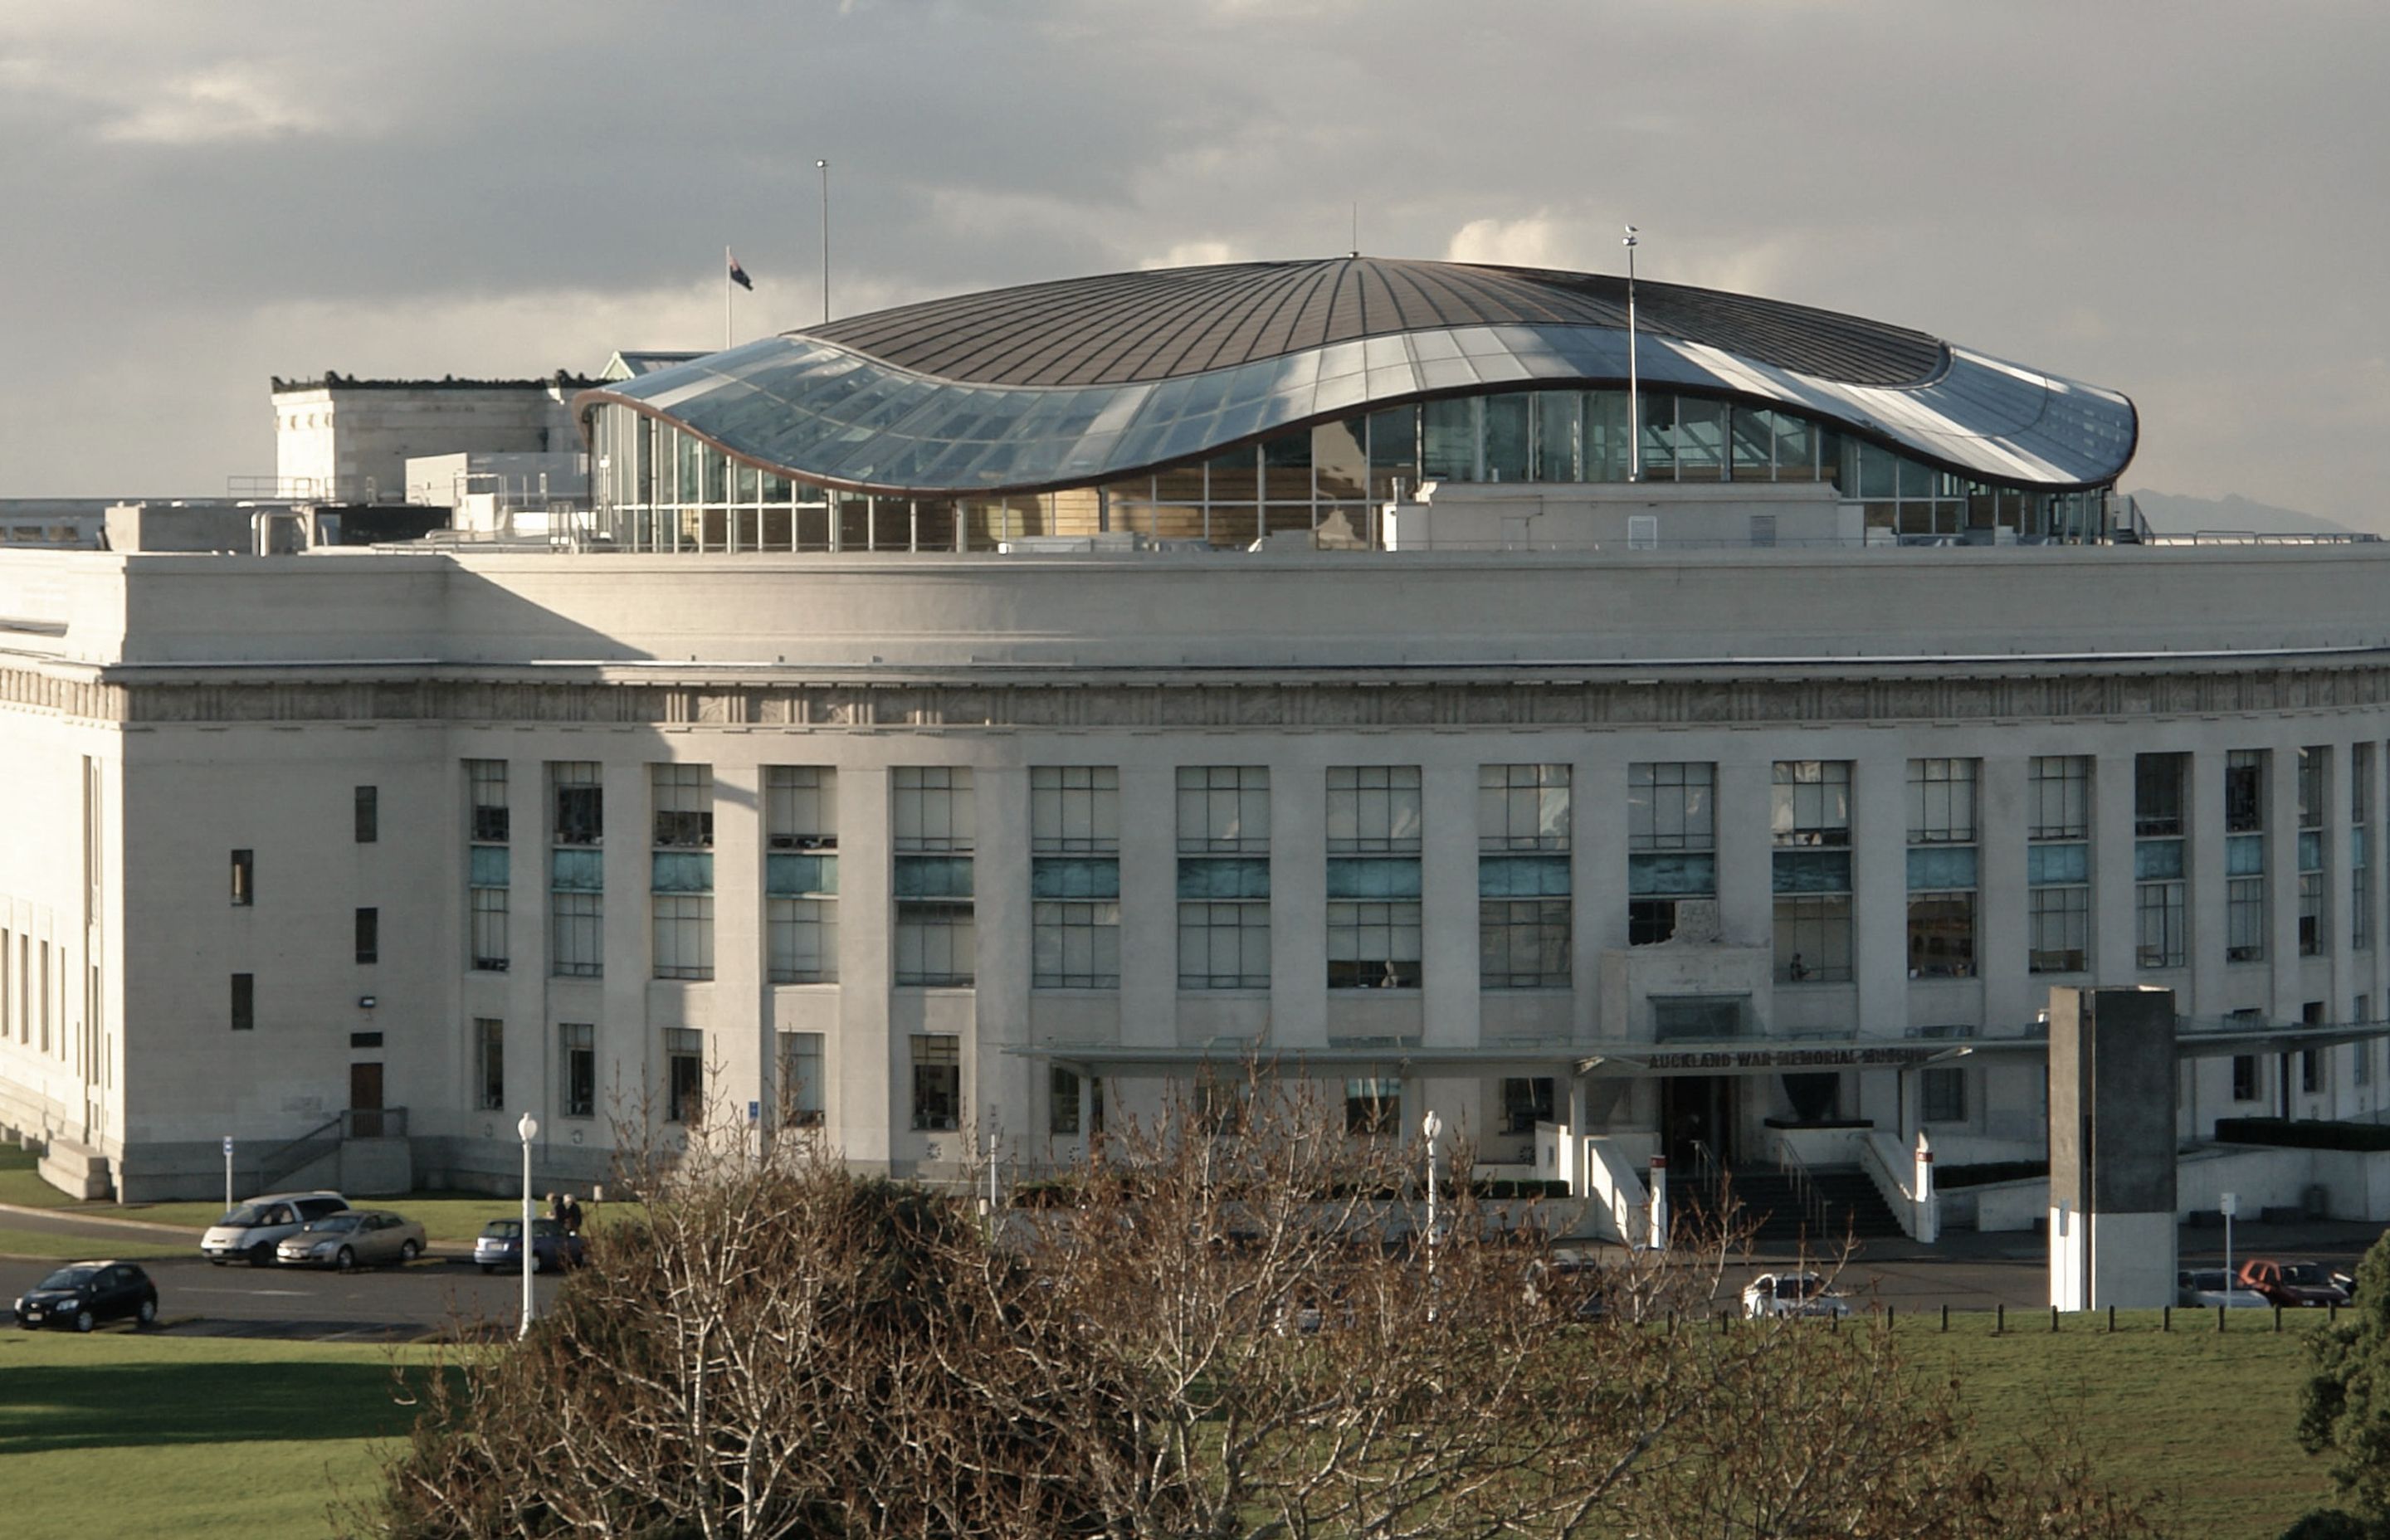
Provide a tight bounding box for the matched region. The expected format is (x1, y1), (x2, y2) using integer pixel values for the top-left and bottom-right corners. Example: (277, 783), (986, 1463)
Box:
(2047, 985), (2178, 1310)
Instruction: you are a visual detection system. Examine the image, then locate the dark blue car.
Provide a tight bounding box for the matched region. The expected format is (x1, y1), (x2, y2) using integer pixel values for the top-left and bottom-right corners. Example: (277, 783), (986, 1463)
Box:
(474, 1217), (586, 1274)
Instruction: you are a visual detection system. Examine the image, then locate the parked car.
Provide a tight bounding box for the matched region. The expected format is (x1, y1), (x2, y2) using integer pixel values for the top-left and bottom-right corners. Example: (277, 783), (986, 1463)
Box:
(475, 1216), (586, 1274)
(1524, 1249), (1611, 1322)
(2177, 1269), (2270, 1309)
(13, 1260), (159, 1333)
(275, 1208), (428, 1270)
(2238, 1259), (2352, 1308)
(1742, 1270), (1851, 1319)
(201, 1192), (349, 1266)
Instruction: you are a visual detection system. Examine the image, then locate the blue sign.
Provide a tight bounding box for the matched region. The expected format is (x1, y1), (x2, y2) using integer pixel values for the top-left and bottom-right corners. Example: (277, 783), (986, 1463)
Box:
(747, 1100), (761, 1122)
(222, 1136), (233, 1157)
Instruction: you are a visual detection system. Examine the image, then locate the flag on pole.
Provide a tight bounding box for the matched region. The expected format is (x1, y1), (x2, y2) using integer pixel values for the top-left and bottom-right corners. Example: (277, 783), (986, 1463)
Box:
(727, 251), (754, 291)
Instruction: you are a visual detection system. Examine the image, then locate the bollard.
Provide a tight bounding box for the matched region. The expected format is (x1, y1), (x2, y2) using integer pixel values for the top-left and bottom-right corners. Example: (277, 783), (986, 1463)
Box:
(1996, 1304), (2005, 1335)
(2051, 1304), (2060, 1333)
(1830, 1310), (1839, 1333)
(2108, 1304), (2116, 1334)
(2276, 1304), (2285, 1334)
(1940, 1303), (1949, 1333)
(1887, 1304), (1895, 1331)
(2217, 1304), (2226, 1333)
(2163, 1305), (2171, 1333)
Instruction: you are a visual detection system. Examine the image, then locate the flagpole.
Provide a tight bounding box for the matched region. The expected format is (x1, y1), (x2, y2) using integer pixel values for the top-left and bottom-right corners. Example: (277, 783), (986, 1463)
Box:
(724, 244), (733, 350)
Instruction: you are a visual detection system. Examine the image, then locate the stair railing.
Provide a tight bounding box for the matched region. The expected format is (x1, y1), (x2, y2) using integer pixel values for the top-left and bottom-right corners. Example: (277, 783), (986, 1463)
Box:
(1688, 1138), (1721, 1190)
(254, 1113), (344, 1193)
(1775, 1140), (1830, 1241)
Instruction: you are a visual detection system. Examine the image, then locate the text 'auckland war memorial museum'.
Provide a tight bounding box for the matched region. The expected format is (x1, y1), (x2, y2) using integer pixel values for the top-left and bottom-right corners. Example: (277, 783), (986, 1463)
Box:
(7, 256), (2390, 1238)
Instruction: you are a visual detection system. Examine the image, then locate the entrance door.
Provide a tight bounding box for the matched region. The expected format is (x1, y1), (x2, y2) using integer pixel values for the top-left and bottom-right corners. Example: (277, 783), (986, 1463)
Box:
(350, 1062), (384, 1138)
(1661, 1075), (1734, 1172)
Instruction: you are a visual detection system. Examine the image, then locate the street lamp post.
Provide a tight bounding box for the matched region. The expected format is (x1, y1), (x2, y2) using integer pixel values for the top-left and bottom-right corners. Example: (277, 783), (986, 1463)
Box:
(1422, 1109), (1443, 1304)
(518, 1113), (539, 1340)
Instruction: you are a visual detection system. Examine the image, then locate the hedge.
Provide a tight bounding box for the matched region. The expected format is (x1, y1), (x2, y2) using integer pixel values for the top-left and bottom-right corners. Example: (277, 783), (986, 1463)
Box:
(2214, 1117), (2390, 1153)
(1934, 1160), (2049, 1190)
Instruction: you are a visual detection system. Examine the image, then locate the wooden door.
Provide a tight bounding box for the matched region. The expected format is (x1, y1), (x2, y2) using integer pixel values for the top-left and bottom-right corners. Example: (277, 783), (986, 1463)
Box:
(350, 1062), (384, 1137)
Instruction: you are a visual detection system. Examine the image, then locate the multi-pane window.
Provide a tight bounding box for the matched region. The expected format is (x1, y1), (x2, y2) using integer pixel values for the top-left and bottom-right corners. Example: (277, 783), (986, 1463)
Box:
(775, 1030), (824, 1128)
(1345, 1077), (1400, 1137)
(766, 768), (839, 984)
(467, 760), (510, 972)
(1501, 1075), (1555, 1134)
(1907, 759), (1978, 979)
(549, 763), (603, 978)
(651, 765), (715, 981)
(1482, 764), (1571, 987)
(1178, 767), (1271, 989)
(2357, 744), (2374, 953)
(354, 786), (378, 844)
(2227, 749), (2268, 963)
(1050, 1065), (1083, 1136)
(2231, 1053), (2261, 1103)
(895, 768), (975, 987)
(559, 1022), (595, 1118)
(1922, 1066), (1968, 1124)
(1628, 762), (1714, 947)
(911, 1034), (961, 1130)
(2300, 747), (2329, 958)
(474, 1017), (504, 1111)
(665, 1027), (703, 1123)
(1328, 767), (1422, 987)
(230, 972), (254, 1031)
(1032, 767), (1119, 989)
(1773, 762), (1852, 983)
(2028, 756), (2091, 973)
(2135, 753), (2188, 969)
(354, 908), (379, 967)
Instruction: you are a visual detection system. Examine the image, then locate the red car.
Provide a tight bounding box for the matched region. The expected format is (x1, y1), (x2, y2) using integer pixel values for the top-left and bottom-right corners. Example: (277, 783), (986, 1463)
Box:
(2237, 1259), (2350, 1308)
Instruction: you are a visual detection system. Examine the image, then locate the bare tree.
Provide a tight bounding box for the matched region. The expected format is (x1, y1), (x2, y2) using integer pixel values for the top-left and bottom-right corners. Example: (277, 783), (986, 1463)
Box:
(345, 1074), (2168, 1539)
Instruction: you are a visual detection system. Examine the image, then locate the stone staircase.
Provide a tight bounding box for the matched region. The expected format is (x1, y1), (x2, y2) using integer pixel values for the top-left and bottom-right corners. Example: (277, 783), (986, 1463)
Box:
(1671, 1165), (1907, 1251)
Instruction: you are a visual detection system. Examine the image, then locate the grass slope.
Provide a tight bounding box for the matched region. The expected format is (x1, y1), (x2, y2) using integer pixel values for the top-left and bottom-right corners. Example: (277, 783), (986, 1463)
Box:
(0, 1331), (440, 1540)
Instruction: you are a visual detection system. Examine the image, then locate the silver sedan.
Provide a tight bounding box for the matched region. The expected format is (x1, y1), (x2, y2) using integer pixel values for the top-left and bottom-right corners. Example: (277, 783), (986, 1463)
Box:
(274, 1209), (428, 1270)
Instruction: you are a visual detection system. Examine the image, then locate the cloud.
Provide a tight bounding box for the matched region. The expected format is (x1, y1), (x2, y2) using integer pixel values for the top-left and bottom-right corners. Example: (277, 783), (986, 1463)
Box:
(1140, 240), (1243, 270)
(1446, 213), (1587, 270)
(99, 64), (335, 144)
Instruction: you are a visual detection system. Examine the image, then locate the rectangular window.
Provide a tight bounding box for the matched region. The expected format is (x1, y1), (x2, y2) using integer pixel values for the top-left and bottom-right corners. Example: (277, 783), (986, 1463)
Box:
(354, 786), (378, 844)
(560, 1022), (595, 1118)
(1629, 762), (1714, 946)
(2359, 997), (2375, 1088)
(2356, 743), (2373, 953)
(1500, 1075), (1555, 1134)
(354, 907), (378, 966)
(2300, 747), (2329, 957)
(466, 760), (511, 972)
(230, 849), (253, 907)
(765, 766), (838, 851)
(1033, 768), (1120, 988)
(1329, 766), (1422, 987)
(776, 1031), (824, 1128)
(2028, 757), (2092, 973)
(471, 759), (510, 843)
(1179, 767), (1271, 989)
(475, 1017), (504, 1111)
(2227, 753), (2269, 964)
(552, 761), (602, 848)
(1477, 765), (1573, 985)
(895, 769), (975, 987)
(911, 1034), (961, 1130)
(2136, 753), (2188, 969)
(2227, 748), (2266, 835)
(1908, 759), (1978, 978)
(767, 768), (839, 983)
(1345, 1077), (1399, 1137)
(1050, 1065), (1082, 1136)
(230, 972), (254, 1031)
(665, 1027), (703, 1123)
(651, 766), (715, 981)
(549, 763), (602, 977)
(1774, 761), (1853, 982)
(2231, 1054), (2260, 1103)
(1922, 1066), (1968, 1123)
(471, 885), (510, 973)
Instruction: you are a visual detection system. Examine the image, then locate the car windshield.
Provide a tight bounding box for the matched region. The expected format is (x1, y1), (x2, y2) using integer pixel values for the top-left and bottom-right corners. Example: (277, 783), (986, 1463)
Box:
(305, 1214), (363, 1233)
(1781, 1274), (1824, 1298)
(481, 1221), (521, 1240)
(2283, 1265), (2329, 1285)
(218, 1203), (273, 1226)
(35, 1266), (100, 1290)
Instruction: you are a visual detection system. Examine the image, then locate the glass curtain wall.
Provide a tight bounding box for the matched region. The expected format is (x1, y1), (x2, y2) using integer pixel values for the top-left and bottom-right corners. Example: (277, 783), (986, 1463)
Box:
(593, 395), (2110, 554)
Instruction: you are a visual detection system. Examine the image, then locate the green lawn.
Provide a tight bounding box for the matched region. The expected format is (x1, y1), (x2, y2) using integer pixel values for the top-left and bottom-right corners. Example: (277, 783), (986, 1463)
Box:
(0, 1226), (188, 1260)
(1902, 1310), (2330, 1540)
(0, 1331), (442, 1540)
(0, 1145), (74, 1211)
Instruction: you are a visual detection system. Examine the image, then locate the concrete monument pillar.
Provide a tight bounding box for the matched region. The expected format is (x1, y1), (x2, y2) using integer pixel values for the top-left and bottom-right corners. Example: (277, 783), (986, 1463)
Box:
(2048, 985), (2178, 1309)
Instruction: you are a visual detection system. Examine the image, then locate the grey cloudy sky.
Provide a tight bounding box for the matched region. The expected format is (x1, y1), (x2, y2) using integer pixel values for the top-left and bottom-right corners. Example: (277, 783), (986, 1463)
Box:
(2, 0), (2384, 525)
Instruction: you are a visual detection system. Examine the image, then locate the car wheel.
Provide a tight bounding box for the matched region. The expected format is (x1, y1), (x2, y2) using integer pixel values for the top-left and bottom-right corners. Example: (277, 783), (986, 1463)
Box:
(136, 1298), (157, 1328)
(399, 1240), (422, 1265)
(479, 1264), (495, 1275)
(246, 1243), (273, 1268)
(74, 1309), (95, 1333)
(334, 1247), (356, 1273)
(530, 1250), (547, 1275)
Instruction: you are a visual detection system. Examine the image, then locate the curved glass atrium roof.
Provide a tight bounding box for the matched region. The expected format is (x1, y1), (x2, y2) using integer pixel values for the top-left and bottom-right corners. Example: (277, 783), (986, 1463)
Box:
(580, 256), (2137, 500)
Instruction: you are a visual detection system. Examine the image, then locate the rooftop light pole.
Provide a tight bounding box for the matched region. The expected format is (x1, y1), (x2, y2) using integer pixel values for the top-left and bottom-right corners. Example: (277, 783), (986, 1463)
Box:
(817, 159), (832, 325)
(1622, 224), (1640, 481)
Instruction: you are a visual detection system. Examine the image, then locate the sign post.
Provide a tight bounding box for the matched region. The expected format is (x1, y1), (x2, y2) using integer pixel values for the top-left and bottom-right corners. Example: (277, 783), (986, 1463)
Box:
(2221, 1192), (2239, 1294)
(222, 1136), (233, 1211)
